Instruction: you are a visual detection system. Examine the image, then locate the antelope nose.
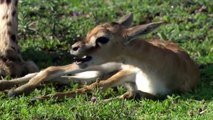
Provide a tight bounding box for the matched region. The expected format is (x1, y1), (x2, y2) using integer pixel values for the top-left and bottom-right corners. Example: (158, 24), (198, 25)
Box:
(70, 45), (80, 55)
(72, 46), (79, 51)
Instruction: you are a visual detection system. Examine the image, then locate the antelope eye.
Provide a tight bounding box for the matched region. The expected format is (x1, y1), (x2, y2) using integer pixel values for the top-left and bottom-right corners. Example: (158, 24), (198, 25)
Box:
(96, 37), (110, 45)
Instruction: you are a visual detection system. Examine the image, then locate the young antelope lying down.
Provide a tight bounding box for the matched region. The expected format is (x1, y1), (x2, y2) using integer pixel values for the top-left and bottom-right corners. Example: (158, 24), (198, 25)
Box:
(0, 13), (200, 101)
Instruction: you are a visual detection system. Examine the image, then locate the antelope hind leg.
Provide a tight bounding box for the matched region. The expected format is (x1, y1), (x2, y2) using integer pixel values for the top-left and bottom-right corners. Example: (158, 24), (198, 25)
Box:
(103, 91), (136, 102)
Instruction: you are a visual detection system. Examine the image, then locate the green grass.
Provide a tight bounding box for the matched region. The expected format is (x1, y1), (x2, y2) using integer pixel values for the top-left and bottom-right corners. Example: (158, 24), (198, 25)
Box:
(1, 0), (213, 119)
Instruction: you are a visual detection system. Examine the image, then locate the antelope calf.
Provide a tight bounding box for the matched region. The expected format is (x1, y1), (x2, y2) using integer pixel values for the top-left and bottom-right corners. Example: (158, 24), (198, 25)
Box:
(0, 13), (200, 101)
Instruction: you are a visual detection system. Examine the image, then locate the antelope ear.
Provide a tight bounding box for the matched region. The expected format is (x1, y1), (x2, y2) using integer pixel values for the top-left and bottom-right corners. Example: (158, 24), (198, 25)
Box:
(124, 21), (164, 40)
(117, 13), (133, 28)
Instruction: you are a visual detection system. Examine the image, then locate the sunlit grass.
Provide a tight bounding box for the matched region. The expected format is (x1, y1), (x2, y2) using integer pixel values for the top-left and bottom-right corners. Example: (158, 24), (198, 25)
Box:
(0, 0), (212, 119)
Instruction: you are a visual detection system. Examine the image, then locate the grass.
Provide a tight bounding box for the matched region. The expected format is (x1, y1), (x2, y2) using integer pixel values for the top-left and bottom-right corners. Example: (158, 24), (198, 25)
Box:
(0, 0), (213, 119)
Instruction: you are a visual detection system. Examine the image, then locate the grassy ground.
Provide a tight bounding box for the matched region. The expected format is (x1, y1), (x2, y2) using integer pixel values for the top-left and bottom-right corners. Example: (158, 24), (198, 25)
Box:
(0, 0), (213, 119)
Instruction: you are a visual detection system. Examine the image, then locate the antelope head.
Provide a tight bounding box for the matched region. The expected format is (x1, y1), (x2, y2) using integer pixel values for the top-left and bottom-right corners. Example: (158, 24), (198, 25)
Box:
(70, 13), (163, 65)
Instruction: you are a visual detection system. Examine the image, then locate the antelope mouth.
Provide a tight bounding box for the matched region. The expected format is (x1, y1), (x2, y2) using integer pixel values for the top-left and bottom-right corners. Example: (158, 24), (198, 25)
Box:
(73, 56), (92, 64)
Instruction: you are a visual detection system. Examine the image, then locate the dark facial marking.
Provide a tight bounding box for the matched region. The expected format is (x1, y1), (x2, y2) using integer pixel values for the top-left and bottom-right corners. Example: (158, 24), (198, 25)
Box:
(11, 46), (16, 50)
(10, 34), (16, 42)
(7, 21), (12, 26)
(12, 10), (16, 16)
(0, 0), (4, 4)
(6, 0), (11, 5)
(2, 15), (8, 19)
(5, 41), (8, 46)
(15, 0), (18, 6)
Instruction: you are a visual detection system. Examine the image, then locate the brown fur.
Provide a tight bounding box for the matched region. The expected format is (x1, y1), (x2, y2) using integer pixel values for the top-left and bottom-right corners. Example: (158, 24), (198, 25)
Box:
(0, 14), (200, 102)
(76, 22), (199, 93)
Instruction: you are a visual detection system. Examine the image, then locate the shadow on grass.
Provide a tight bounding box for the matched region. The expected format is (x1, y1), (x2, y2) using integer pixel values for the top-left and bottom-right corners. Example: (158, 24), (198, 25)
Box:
(21, 47), (74, 69)
(196, 63), (213, 100)
(16, 48), (213, 102)
(180, 63), (213, 101)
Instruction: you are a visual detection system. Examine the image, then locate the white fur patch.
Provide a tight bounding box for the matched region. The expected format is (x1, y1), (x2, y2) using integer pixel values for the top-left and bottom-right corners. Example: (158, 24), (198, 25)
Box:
(75, 71), (101, 79)
(135, 70), (169, 95)
(114, 64), (170, 95)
